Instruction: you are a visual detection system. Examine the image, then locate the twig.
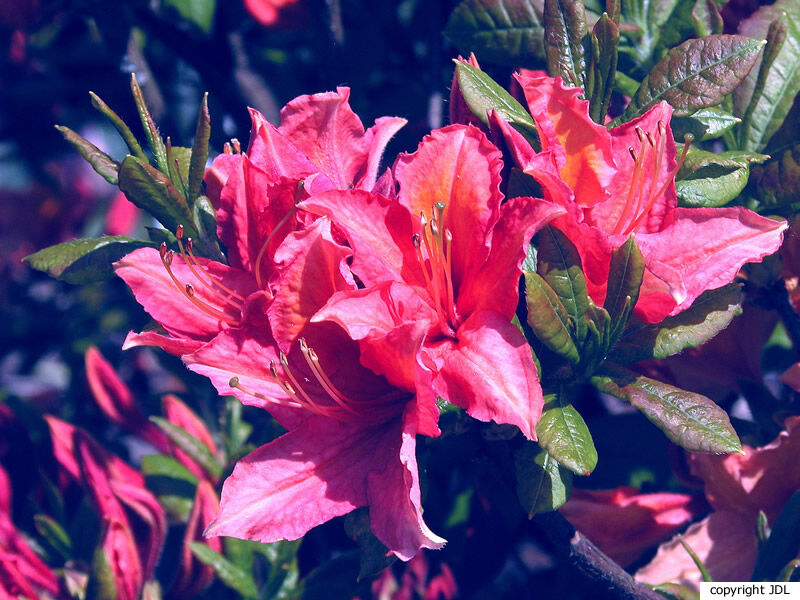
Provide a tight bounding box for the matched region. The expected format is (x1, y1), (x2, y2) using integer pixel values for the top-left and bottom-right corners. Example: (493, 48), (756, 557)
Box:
(533, 512), (665, 600)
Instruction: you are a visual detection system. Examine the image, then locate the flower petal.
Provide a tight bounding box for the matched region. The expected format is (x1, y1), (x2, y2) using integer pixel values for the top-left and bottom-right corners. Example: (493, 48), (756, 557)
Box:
(515, 73), (615, 208)
(636, 207), (787, 322)
(438, 311), (543, 440)
(268, 218), (356, 350)
(115, 248), (256, 341)
(394, 124), (504, 290)
(366, 411), (446, 560)
(458, 196), (565, 318)
(636, 511), (758, 590)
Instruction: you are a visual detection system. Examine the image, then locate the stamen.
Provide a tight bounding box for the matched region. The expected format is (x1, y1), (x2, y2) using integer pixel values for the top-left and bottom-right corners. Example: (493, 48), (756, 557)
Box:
(158, 246), (240, 326)
(228, 376), (303, 409)
(231, 138), (241, 153)
(277, 352), (324, 413)
(176, 231), (245, 307)
(443, 229), (456, 321)
(253, 186), (302, 290)
(223, 142), (232, 155)
(298, 339), (360, 414)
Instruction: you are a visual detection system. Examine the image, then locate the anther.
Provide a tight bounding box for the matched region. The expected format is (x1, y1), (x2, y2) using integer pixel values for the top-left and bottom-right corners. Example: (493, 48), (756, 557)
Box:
(628, 146), (637, 161)
(231, 138), (241, 153)
(645, 131), (655, 147)
(412, 234), (421, 248)
(635, 126), (644, 143)
(186, 238), (193, 252)
(269, 362), (279, 379)
(229, 377), (239, 388)
(185, 284), (195, 297)
(223, 142), (232, 154)
(176, 224), (184, 240)
(159, 242), (167, 260)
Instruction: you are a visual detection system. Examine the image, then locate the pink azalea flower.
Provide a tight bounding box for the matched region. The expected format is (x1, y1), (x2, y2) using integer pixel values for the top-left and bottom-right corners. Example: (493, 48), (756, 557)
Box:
(559, 487), (699, 567)
(490, 70), (787, 323)
(45, 417), (166, 597)
(0, 464), (61, 599)
(636, 416), (800, 588)
(302, 124), (565, 439)
(170, 480), (222, 599)
(184, 217), (445, 560)
(116, 88), (404, 356)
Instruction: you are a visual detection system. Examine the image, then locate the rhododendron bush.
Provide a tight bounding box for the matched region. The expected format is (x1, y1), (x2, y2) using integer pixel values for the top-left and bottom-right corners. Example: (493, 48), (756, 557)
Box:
(6, 0), (800, 597)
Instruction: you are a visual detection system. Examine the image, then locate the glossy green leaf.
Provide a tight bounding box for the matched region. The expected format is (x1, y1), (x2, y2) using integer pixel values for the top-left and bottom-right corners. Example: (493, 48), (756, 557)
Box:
(678, 535), (714, 581)
(454, 60), (540, 148)
(55, 125), (119, 185)
(190, 542), (259, 599)
(188, 93), (211, 205)
(671, 107), (741, 142)
(89, 91), (147, 162)
(536, 226), (590, 346)
(622, 35), (765, 122)
(192, 195), (224, 260)
(604, 236), (644, 345)
(525, 272), (580, 364)
(515, 442), (573, 517)
(610, 284), (742, 363)
(751, 491), (800, 581)
(676, 148), (769, 207)
(592, 363), (742, 453)
(445, 0), (545, 66)
(130, 73), (169, 174)
(34, 514), (71, 561)
(141, 454), (198, 521)
(261, 540), (301, 600)
(23, 236), (154, 284)
(536, 393), (598, 475)
(150, 416), (223, 479)
(735, 1), (800, 152)
(118, 155), (197, 239)
(162, 0), (216, 34)
(544, 0), (588, 90)
(589, 13), (619, 124)
(750, 144), (800, 211)
(344, 508), (395, 580)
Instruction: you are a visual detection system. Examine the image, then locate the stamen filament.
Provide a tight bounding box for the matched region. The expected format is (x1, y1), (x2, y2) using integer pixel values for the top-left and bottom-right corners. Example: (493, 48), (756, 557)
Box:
(254, 202), (298, 290)
(229, 376), (304, 409)
(277, 353), (325, 413)
(299, 339), (360, 414)
(159, 246), (240, 325)
(176, 234), (245, 309)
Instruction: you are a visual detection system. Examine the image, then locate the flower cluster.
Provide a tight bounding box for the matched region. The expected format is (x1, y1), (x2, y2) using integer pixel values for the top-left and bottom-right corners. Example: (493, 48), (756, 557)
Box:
(109, 73), (785, 562)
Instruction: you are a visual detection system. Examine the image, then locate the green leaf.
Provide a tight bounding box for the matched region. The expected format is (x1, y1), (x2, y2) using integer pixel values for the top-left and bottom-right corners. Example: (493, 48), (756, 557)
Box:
(589, 13), (620, 124)
(150, 416), (223, 479)
(751, 491), (800, 581)
(118, 155), (197, 239)
(544, 0), (588, 90)
(651, 583), (700, 600)
(735, 2), (800, 152)
(678, 535), (713, 581)
(55, 125), (119, 185)
(34, 514), (72, 561)
(621, 35), (765, 122)
(611, 284), (742, 363)
(692, 0), (723, 37)
(580, 300), (613, 373)
(454, 60), (540, 148)
(192, 195), (224, 260)
(592, 363), (742, 453)
(261, 540), (301, 600)
(749, 144), (800, 211)
(86, 543), (118, 600)
(23, 236), (154, 284)
(141, 454), (198, 521)
(536, 392), (598, 475)
(515, 443), (573, 517)
(166, 140), (191, 201)
(289, 550), (368, 600)
(676, 148), (769, 207)
(604, 236), (645, 345)
(130, 73), (169, 174)
(344, 508), (396, 580)
(525, 272), (580, 364)
(162, 0), (216, 34)
(188, 93), (211, 205)
(190, 543), (259, 599)
(671, 107), (741, 142)
(445, 0), (545, 67)
(535, 226), (590, 346)
(619, 0), (681, 68)
(89, 91), (147, 162)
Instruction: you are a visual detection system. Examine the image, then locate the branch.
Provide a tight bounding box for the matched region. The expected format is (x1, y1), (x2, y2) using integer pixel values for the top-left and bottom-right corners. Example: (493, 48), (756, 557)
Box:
(533, 511), (665, 600)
